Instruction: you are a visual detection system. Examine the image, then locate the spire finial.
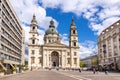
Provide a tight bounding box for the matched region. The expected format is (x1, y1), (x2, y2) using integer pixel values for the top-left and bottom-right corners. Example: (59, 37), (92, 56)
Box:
(33, 13), (36, 19)
(71, 16), (75, 26)
(31, 13), (37, 23)
(72, 16), (74, 20)
(33, 13), (35, 17)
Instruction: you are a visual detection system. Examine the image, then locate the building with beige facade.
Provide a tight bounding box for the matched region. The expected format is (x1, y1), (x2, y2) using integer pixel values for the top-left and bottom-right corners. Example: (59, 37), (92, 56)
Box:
(28, 15), (80, 70)
(0, 0), (25, 73)
(98, 20), (120, 71)
(81, 54), (98, 69)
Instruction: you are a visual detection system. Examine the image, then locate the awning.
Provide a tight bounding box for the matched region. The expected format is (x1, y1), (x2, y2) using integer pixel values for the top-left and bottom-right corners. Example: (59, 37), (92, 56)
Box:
(10, 64), (15, 69)
(0, 62), (7, 71)
(103, 62), (113, 65)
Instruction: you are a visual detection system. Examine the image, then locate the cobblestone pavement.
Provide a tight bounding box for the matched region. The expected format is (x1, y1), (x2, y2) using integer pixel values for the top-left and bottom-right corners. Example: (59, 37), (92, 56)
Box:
(54, 70), (120, 80)
(0, 69), (78, 80)
(0, 69), (120, 80)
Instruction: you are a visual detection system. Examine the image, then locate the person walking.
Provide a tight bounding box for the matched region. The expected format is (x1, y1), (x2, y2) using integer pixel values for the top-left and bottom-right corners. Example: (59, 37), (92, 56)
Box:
(79, 68), (81, 73)
(93, 67), (96, 74)
(96, 68), (99, 74)
(104, 67), (108, 75)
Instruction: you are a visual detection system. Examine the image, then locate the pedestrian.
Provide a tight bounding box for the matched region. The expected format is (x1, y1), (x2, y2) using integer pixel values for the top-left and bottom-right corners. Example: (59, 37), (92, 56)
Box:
(79, 68), (81, 73)
(104, 67), (108, 75)
(93, 67), (96, 74)
(96, 68), (99, 74)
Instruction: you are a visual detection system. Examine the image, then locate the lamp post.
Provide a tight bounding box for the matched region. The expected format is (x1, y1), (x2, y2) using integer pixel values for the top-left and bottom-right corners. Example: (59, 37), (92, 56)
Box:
(31, 58), (32, 71)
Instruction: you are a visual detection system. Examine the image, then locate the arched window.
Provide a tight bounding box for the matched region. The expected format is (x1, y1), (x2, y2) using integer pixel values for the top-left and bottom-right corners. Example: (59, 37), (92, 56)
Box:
(32, 39), (35, 44)
(33, 27), (35, 30)
(73, 42), (76, 46)
(73, 30), (76, 34)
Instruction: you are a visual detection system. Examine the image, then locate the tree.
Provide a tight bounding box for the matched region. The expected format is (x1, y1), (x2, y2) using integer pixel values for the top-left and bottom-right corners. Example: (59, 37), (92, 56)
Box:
(80, 61), (85, 68)
(91, 59), (98, 66)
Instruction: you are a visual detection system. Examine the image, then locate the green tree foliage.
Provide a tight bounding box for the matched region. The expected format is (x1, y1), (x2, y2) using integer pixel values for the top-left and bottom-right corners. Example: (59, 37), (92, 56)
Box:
(80, 61), (85, 67)
(91, 59), (98, 65)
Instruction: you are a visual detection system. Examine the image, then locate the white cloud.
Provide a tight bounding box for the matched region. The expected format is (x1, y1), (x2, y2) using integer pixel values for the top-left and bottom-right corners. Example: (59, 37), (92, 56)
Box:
(60, 34), (97, 59)
(79, 41), (97, 59)
(10, 0), (120, 59)
(10, 0), (59, 60)
(60, 34), (69, 45)
(10, 0), (58, 30)
(40, 0), (120, 35)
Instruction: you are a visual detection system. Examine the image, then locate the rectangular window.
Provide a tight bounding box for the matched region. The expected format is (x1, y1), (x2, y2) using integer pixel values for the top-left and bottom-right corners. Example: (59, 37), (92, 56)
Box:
(67, 58), (70, 64)
(31, 57), (35, 64)
(38, 57), (42, 64)
(74, 58), (77, 64)
(113, 37), (117, 42)
(67, 52), (70, 56)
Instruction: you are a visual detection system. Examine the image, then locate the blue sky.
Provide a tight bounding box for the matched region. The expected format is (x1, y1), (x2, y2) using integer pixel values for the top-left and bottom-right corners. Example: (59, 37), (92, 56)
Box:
(10, 0), (120, 59)
(46, 8), (97, 43)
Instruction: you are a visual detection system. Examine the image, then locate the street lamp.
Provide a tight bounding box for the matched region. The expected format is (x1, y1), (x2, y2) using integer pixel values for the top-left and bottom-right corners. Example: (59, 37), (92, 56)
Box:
(31, 57), (32, 71)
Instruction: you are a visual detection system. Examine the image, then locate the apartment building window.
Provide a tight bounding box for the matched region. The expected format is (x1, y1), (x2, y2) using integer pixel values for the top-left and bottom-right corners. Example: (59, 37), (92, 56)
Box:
(114, 45), (117, 48)
(67, 52), (70, 56)
(38, 57), (42, 64)
(31, 57), (35, 64)
(114, 50), (118, 55)
(0, 53), (4, 58)
(74, 58), (77, 64)
(0, 43), (1, 49)
(0, 17), (1, 23)
(67, 58), (70, 64)
(100, 49), (102, 53)
(74, 52), (77, 56)
(104, 53), (106, 58)
(103, 36), (105, 39)
(112, 30), (116, 35)
(99, 38), (101, 42)
(113, 37), (117, 42)
(108, 52), (112, 57)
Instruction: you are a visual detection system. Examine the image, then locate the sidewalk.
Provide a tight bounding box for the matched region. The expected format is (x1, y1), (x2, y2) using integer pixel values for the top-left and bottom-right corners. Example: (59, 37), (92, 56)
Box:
(0, 70), (30, 79)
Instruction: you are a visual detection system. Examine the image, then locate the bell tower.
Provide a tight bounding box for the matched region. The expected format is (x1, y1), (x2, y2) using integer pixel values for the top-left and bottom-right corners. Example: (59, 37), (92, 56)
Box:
(29, 14), (39, 45)
(69, 17), (79, 68)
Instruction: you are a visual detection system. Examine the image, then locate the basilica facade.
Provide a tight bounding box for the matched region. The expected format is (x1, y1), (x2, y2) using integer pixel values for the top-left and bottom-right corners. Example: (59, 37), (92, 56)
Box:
(28, 15), (80, 70)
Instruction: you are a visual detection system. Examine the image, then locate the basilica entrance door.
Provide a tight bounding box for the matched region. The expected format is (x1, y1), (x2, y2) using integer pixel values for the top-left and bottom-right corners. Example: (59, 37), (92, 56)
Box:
(51, 51), (59, 68)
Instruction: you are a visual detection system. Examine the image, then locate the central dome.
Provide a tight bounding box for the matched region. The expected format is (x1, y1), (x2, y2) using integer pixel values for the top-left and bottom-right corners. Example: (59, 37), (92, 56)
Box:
(44, 19), (60, 44)
(45, 27), (58, 35)
(45, 19), (59, 35)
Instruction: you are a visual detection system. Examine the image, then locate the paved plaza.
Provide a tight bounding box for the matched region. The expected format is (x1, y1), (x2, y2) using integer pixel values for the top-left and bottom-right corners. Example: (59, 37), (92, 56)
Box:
(0, 69), (120, 80)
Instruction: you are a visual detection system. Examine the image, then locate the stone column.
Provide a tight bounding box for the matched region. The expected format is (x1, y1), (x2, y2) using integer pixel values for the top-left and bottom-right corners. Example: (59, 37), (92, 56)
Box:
(43, 49), (46, 68)
(61, 50), (65, 68)
(59, 52), (61, 67)
(46, 50), (48, 67)
(49, 51), (51, 68)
